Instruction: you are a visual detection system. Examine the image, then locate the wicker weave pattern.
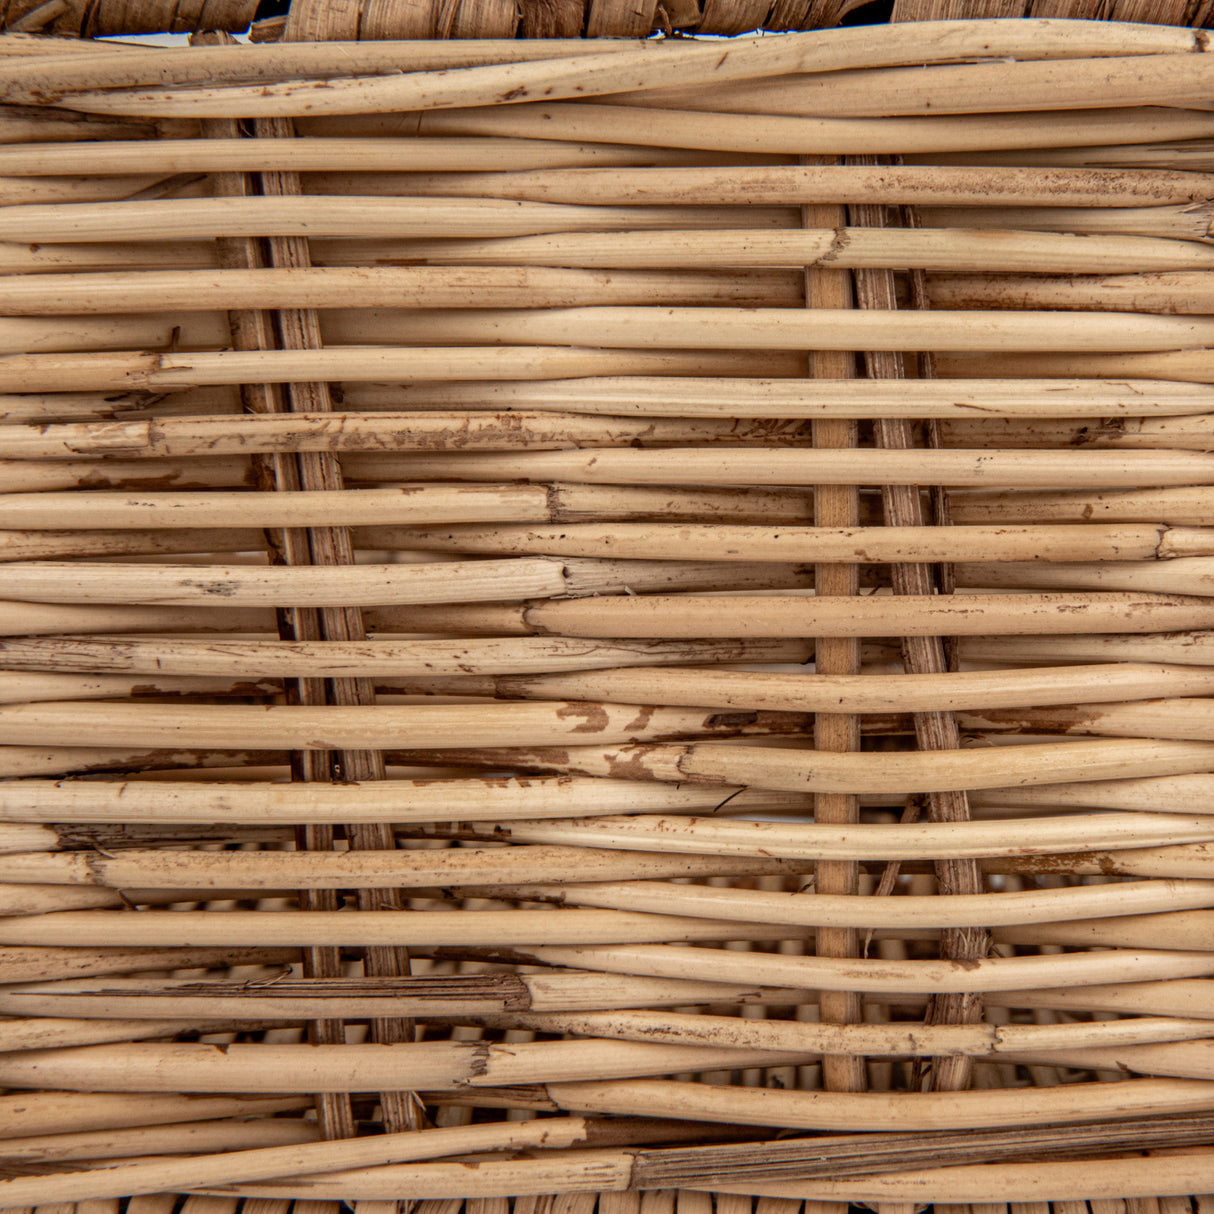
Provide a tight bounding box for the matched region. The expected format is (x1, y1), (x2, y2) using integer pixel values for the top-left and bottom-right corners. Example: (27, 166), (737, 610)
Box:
(3, 0), (1214, 40)
(0, 17), (1213, 1211)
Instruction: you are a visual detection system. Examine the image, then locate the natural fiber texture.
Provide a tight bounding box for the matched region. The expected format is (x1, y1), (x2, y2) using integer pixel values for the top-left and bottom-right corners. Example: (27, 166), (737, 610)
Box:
(2, 0), (1214, 40)
(1, 14), (1214, 1214)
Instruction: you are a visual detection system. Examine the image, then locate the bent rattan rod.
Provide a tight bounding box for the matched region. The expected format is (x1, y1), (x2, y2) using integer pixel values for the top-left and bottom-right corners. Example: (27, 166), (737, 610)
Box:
(24, 629), (1179, 671)
(0, 1029), (1206, 1101)
(5, 235), (1214, 308)
(0, 776), (808, 822)
(5, 527), (1212, 563)
(300, 163), (1214, 209)
(7, 346), (1214, 395)
(0, 937), (1209, 995)
(44, 98), (1214, 156)
(0, 640), (825, 679)
(2, 593), (1205, 636)
(29, 21), (1204, 117)
(179, 1147), (1214, 1205)
(11, 1113), (1214, 1206)
(314, 522), (1211, 561)
(8, 984), (1211, 1039)
(198, 1113), (1214, 1203)
(0, 135), (785, 176)
(0, 671), (282, 703)
(0, 770), (1204, 820)
(5, 971), (1210, 1022)
(0, 265), (812, 312)
(423, 876), (1214, 929)
(0, 514), (836, 555)
(355, 231), (1214, 274)
(0, 23), (1202, 105)
(2, 894), (1213, 946)
(0, 635), (814, 677)
(387, 104), (1214, 157)
(173, 806), (1214, 864)
(9, 308), (1214, 356)
(0, 1111), (320, 1165)
(471, 1012), (1214, 1060)
(0, 153), (1203, 212)
(0, 197), (865, 243)
(10, 444), (1214, 487)
(608, 53), (1214, 119)
(8, 358), (1214, 412)
(952, 488), (1214, 526)
(16, 665), (1214, 719)
(7, 1104), (1211, 1207)
(957, 557), (1214, 597)
(0, 905), (831, 946)
(931, 270), (1214, 316)
(7, 428), (1213, 477)
(478, 940), (1214, 997)
(276, 377), (1214, 417)
(709, 1155), (1214, 1206)
(16, 1119), (1214, 1207)
(4, 662), (1213, 718)
(0, 1086), (311, 1136)
(389, 737), (1214, 798)
(306, 193), (1214, 243)
(0, 1116), (613, 1208)
(358, 808), (1214, 859)
(5, 876), (1212, 933)
(0, 411), (875, 458)
(0, 847), (805, 896)
(2, 1006), (1212, 1067)
(1, 630), (1207, 691)
(0, 135), (745, 175)
(5, 392), (1214, 458)
(0, 557), (818, 607)
(4, 813), (1211, 881)
(920, 201), (1214, 243)
(521, 591), (1214, 638)
(0, 1038), (813, 1093)
(0, 557), (577, 606)
(12, 311), (1214, 361)
(4, 830), (1209, 898)
(974, 773), (1214, 811)
(0, 697), (819, 747)
(2, 727), (1213, 791)
(938, 415), (1214, 451)
(2, 519), (1205, 570)
(282, 663), (1214, 713)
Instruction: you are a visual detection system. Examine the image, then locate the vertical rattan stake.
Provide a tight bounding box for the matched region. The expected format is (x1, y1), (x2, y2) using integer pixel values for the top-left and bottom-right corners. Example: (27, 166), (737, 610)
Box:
(804, 157), (866, 1096)
(253, 114), (425, 1135)
(194, 44), (359, 1137)
(848, 156), (989, 1092)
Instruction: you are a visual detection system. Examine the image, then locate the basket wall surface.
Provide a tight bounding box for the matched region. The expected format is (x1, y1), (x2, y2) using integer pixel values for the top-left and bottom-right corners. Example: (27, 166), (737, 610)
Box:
(0, 11), (1212, 1214)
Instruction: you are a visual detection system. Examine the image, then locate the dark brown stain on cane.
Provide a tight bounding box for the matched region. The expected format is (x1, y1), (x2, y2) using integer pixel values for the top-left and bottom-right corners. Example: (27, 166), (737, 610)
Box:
(556, 702), (609, 733)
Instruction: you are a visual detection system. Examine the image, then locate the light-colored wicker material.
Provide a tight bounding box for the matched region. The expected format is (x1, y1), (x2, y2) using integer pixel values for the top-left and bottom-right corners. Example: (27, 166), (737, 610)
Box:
(0, 12), (1213, 1214)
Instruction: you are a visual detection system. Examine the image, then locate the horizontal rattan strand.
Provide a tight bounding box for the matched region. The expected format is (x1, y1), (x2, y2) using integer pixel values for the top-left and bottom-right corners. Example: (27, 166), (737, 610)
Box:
(3, 232), (1214, 309)
(0, 1116), (604, 1207)
(24, 21), (1207, 116)
(328, 375), (1214, 415)
(170, 1147), (1214, 1205)
(0, 152), (1206, 213)
(1, 592), (1205, 638)
(607, 53), (1214, 118)
(10, 1110), (1214, 1206)
(4, 661), (1214, 718)
(0, 769), (1207, 817)
(373, 104), (1214, 157)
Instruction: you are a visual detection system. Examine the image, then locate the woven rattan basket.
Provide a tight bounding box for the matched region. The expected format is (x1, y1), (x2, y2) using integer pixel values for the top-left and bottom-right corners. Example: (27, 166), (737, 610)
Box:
(1, 1), (1213, 1210)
